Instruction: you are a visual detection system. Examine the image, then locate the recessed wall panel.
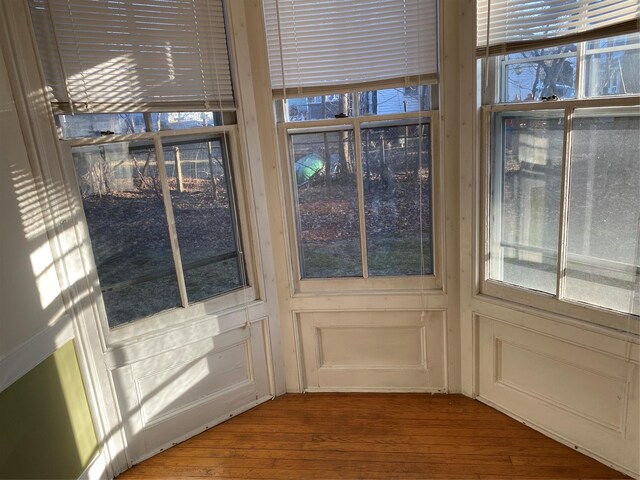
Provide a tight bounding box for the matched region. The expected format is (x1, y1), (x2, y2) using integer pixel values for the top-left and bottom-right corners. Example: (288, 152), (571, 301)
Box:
(497, 339), (625, 429)
(112, 320), (271, 463)
(319, 327), (422, 367)
(137, 342), (250, 425)
(477, 314), (639, 475)
(298, 310), (446, 391)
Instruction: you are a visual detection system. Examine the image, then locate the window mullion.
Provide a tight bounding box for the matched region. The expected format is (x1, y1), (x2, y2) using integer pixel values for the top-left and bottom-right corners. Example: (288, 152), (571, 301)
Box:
(285, 128), (305, 280)
(482, 57), (499, 105)
(498, 57), (507, 105)
(353, 93), (361, 118)
(575, 41), (587, 100)
(153, 135), (189, 308)
(485, 108), (503, 283)
(353, 123), (369, 278)
(220, 134), (245, 286)
(555, 107), (574, 300)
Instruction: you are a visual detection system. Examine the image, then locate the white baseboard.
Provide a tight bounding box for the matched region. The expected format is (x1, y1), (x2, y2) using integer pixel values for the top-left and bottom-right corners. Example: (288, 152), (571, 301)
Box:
(78, 451), (109, 480)
(477, 396), (638, 479)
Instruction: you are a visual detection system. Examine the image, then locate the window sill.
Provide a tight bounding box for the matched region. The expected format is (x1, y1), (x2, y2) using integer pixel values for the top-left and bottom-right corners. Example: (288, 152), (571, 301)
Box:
(478, 280), (639, 336)
(293, 275), (442, 296)
(104, 286), (259, 345)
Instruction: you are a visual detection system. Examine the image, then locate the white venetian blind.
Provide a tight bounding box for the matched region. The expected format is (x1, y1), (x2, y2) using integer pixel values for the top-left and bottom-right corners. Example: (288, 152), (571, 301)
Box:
(263, 0), (438, 97)
(29, 0), (234, 114)
(477, 0), (640, 56)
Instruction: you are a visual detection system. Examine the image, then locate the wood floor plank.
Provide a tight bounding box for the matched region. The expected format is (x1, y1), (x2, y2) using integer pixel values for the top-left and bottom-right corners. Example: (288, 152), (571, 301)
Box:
(121, 467), (483, 479)
(183, 433), (564, 449)
(157, 447), (513, 465)
(133, 456), (622, 476)
(229, 415), (530, 429)
(118, 393), (629, 479)
(207, 422), (545, 438)
(184, 435), (552, 449)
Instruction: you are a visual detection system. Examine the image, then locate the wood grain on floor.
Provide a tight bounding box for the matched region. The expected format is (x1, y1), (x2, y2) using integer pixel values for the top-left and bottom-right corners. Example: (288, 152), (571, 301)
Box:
(118, 393), (630, 479)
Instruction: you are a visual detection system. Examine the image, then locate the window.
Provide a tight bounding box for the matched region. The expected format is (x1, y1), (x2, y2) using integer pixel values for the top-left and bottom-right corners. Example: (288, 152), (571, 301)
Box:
(30, 0), (249, 328)
(479, 0), (640, 331)
(283, 100), (434, 281)
(264, 0), (439, 286)
(68, 131), (246, 328)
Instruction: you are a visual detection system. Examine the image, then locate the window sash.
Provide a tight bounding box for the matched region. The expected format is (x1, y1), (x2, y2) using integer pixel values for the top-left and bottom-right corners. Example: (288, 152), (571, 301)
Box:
(480, 98), (640, 334)
(279, 111), (441, 292)
(485, 33), (640, 105)
(29, 0), (235, 114)
(63, 123), (252, 329)
(476, 0), (639, 57)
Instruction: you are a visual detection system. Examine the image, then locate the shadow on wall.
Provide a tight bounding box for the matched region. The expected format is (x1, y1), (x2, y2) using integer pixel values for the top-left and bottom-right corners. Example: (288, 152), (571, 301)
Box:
(0, 166), (97, 478)
(0, 90), (100, 476)
(1, 164), (256, 478)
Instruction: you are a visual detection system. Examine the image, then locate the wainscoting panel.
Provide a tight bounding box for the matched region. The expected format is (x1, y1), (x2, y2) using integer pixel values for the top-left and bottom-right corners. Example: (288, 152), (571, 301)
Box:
(477, 314), (639, 476)
(298, 310), (447, 391)
(112, 318), (272, 464)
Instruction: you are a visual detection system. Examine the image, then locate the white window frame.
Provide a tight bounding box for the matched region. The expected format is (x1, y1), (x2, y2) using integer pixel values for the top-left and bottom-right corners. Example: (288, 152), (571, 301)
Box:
(276, 100), (444, 295)
(479, 38), (640, 334)
(58, 123), (260, 344)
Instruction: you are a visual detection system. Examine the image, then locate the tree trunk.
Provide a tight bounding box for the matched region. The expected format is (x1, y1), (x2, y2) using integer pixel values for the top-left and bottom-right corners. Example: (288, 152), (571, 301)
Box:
(174, 146), (184, 193)
(338, 93), (351, 178)
(207, 141), (218, 199)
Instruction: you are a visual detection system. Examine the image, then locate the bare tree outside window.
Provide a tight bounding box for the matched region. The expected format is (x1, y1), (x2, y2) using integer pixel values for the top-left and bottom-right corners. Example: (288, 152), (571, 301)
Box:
(502, 45), (577, 103)
(71, 133), (246, 327)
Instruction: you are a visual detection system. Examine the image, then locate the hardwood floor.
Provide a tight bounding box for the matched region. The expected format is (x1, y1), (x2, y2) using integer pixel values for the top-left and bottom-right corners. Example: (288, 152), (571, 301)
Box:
(118, 393), (629, 479)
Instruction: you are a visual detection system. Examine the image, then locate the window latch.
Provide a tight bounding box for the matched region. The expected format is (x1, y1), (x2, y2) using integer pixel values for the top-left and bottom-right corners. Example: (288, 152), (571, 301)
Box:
(541, 95), (559, 102)
(334, 113), (348, 118)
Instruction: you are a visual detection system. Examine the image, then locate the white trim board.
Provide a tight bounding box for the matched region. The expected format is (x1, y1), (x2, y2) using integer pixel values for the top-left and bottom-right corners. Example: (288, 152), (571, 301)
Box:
(78, 451), (108, 480)
(476, 396), (638, 479)
(0, 313), (74, 393)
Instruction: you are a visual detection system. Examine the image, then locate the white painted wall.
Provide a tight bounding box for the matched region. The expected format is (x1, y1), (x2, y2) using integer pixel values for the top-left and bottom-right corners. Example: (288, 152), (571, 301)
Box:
(0, 5), (124, 475)
(0, 44), (66, 361)
(0, 27), (75, 395)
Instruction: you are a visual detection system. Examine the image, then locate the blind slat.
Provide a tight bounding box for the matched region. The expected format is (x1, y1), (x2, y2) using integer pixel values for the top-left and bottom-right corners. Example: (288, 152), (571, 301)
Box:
(263, 0), (438, 95)
(477, 0), (640, 56)
(29, 0), (234, 114)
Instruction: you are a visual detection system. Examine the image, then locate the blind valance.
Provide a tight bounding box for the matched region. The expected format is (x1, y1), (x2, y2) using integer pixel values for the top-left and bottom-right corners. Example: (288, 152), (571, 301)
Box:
(29, 0), (234, 114)
(477, 0), (640, 56)
(263, 0), (438, 97)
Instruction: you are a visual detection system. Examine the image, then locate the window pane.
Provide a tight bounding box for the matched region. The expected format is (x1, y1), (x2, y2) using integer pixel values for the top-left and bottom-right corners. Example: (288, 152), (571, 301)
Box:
(585, 34), (640, 98)
(285, 94), (353, 121)
(150, 112), (219, 131)
(362, 121), (432, 276)
(162, 138), (245, 303)
(358, 86), (431, 115)
(183, 259), (243, 303)
(490, 111), (565, 294)
(291, 129), (362, 278)
(59, 113), (146, 139)
(500, 45), (577, 103)
(565, 109), (640, 315)
(72, 142), (180, 327)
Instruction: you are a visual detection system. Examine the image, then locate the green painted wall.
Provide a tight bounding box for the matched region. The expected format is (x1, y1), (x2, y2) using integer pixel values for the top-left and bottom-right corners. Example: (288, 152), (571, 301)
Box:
(0, 340), (99, 479)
